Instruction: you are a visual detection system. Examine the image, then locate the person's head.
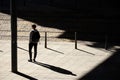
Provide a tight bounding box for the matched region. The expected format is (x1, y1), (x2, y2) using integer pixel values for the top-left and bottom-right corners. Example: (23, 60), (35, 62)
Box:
(32, 24), (36, 29)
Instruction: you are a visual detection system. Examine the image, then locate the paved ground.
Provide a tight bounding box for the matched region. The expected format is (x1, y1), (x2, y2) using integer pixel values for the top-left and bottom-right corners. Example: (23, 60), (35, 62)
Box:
(0, 12), (65, 41)
(0, 40), (113, 80)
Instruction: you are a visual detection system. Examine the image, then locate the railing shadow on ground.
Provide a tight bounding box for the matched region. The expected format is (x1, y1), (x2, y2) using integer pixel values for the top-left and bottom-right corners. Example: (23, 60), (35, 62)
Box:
(46, 47), (64, 54)
(13, 71), (38, 80)
(76, 48), (95, 55)
(77, 48), (120, 80)
(32, 61), (77, 76)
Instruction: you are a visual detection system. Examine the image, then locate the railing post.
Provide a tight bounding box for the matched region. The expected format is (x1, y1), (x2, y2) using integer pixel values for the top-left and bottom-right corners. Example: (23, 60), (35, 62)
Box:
(105, 34), (108, 50)
(45, 32), (47, 48)
(75, 32), (77, 49)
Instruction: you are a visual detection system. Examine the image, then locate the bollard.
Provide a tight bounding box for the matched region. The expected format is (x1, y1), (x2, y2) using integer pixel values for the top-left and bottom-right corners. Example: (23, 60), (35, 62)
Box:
(75, 32), (77, 49)
(105, 34), (108, 50)
(45, 32), (47, 48)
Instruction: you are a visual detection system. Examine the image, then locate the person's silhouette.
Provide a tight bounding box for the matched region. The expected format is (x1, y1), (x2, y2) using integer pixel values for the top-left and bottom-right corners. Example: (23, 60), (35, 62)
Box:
(28, 24), (40, 62)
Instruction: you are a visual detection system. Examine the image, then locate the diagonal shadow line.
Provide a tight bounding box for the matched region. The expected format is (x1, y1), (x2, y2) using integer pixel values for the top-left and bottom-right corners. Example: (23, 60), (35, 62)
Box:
(13, 71), (38, 80)
(17, 46), (34, 53)
(46, 47), (64, 54)
(76, 49), (95, 55)
(17, 46), (29, 52)
(0, 50), (3, 52)
(33, 61), (77, 76)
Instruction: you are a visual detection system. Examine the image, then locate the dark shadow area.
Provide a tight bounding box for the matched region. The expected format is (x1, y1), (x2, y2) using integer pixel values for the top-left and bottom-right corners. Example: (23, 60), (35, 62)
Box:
(87, 40), (120, 50)
(87, 42), (105, 49)
(13, 71), (38, 80)
(1, 0), (120, 43)
(33, 61), (76, 76)
(76, 49), (95, 55)
(77, 49), (120, 80)
(46, 47), (64, 54)
(1, 0), (120, 52)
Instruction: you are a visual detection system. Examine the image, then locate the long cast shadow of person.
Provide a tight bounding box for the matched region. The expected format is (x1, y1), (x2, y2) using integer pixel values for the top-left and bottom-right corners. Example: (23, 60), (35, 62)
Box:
(33, 61), (77, 76)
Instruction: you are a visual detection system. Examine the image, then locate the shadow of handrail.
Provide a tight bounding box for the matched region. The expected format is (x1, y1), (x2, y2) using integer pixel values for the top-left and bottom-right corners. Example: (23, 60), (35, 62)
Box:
(33, 61), (76, 76)
(76, 49), (95, 55)
(46, 47), (64, 54)
(13, 71), (38, 80)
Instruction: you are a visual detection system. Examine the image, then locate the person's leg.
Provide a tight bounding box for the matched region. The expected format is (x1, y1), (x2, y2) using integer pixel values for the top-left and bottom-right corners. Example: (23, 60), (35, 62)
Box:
(33, 43), (37, 62)
(28, 43), (33, 62)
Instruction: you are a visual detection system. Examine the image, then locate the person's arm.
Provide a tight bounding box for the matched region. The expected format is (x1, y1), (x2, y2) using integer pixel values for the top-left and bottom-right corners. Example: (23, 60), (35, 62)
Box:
(29, 31), (33, 43)
(38, 31), (41, 44)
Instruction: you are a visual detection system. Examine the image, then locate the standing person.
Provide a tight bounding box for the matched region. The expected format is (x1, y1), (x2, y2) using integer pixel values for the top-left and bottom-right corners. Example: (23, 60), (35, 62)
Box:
(28, 24), (40, 62)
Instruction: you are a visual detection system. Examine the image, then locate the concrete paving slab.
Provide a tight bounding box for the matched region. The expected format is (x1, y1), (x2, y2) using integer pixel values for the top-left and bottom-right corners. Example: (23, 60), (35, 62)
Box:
(0, 40), (112, 80)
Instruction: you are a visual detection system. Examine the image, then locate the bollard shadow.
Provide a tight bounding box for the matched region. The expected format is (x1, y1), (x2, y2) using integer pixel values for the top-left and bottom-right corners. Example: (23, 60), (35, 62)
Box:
(46, 47), (64, 54)
(17, 46), (33, 53)
(33, 61), (76, 76)
(13, 71), (38, 80)
(0, 50), (3, 52)
(76, 48), (95, 55)
(17, 46), (29, 52)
